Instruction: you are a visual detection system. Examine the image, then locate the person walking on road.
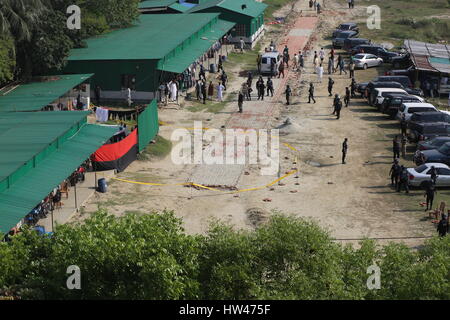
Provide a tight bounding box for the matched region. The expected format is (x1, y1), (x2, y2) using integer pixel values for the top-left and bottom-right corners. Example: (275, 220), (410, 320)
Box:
(328, 77), (334, 96)
(308, 82), (316, 103)
(238, 90), (244, 113)
(342, 138), (348, 164)
(266, 77), (274, 97)
(327, 56), (333, 74)
(317, 64), (324, 83)
(339, 57), (347, 75)
(285, 85), (292, 105)
(393, 135), (401, 160)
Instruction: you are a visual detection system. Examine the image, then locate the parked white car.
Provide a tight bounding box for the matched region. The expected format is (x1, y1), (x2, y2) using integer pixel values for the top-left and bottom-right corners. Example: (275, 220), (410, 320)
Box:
(407, 162), (450, 187)
(370, 88), (408, 107)
(396, 102), (437, 122)
(352, 53), (383, 69)
(260, 51), (282, 76)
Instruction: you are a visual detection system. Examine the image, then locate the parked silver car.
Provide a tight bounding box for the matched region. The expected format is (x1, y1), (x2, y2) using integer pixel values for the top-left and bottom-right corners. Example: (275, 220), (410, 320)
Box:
(352, 53), (383, 69)
(407, 163), (450, 187)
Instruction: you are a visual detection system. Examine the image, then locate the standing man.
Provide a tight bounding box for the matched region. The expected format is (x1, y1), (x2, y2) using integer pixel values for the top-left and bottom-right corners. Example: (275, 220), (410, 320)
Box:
(393, 135), (401, 160)
(335, 96), (342, 119)
(327, 56), (333, 74)
(299, 53), (305, 74)
(349, 59), (355, 79)
(397, 165), (409, 193)
(350, 77), (357, 98)
(278, 61), (285, 79)
(437, 214), (449, 237)
(201, 81), (207, 104)
(332, 94), (339, 115)
(319, 48), (325, 64)
(344, 87), (350, 107)
(339, 58), (347, 75)
(342, 138), (348, 164)
(257, 76), (265, 100)
(239, 38), (245, 53)
(389, 159), (400, 188)
(308, 82), (316, 103)
(429, 165), (438, 185)
(221, 71), (228, 91)
(270, 58), (276, 77)
(293, 53), (299, 70)
(425, 181), (436, 211)
(266, 77), (274, 97)
(216, 82), (225, 102)
(328, 77), (334, 96)
(238, 90), (244, 113)
(285, 85), (292, 105)
(313, 51), (318, 72)
(317, 64), (324, 83)
(208, 81), (214, 100)
(284, 51), (290, 68)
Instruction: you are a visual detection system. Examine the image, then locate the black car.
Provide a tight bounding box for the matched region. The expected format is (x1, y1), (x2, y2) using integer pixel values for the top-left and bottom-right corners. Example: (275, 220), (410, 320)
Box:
(385, 66), (415, 78)
(409, 112), (450, 125)
(418, 142), (450, 165)
(332, 31), (358, 48)
(365, 81), (405, 100)
(343, 38), (370, 52)
(391, 53), (412, 69)
(351, 45), (400, 62)
(381, 94), (423, 117)
(370, 76), (423, 96)
(408, 122), (450, 144)
(332, 22), (359, 38)
(417, 136), (450, 151)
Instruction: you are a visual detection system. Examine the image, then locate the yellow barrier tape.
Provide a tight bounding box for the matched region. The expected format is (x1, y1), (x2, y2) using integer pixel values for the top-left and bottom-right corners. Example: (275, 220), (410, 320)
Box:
(112, 169), (298, 194)
(283, 142), (299, 152)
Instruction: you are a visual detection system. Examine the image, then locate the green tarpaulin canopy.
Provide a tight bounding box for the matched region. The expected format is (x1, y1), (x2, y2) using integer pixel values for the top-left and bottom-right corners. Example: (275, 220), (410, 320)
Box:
(0, 124), (116, 233)
(0, 74), (93, 112)
(157, 19), (235, 73)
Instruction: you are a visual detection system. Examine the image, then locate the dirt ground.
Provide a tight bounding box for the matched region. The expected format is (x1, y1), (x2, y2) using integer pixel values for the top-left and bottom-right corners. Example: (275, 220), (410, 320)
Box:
(75, 0), (437, 247)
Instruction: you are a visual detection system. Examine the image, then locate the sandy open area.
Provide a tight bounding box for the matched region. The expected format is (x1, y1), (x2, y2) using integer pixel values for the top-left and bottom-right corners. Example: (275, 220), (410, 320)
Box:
(75, 0), (436, 247)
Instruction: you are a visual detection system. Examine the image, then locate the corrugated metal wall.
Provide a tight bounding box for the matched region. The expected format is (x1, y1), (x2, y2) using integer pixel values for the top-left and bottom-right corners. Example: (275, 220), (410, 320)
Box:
(138, 99), (159, 152)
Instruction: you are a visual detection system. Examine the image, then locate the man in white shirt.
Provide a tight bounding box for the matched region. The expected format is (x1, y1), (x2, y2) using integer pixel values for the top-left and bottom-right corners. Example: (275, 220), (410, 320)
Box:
(239, 38), (245, 53)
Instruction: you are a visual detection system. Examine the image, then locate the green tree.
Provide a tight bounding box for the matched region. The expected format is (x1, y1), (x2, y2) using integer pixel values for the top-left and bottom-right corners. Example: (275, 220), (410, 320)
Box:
(0, 35), (15, 84)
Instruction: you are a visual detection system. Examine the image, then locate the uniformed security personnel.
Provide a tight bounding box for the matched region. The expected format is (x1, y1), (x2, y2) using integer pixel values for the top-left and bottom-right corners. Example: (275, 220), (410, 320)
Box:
(397, 165), (409, 193)
(335, 96), (342, 119)
(328, 77), (334, 97)
(342, 138), (348, 164)
(285, 85), (292, 105)
(266, 77), (274, 97)
(344, 87), (350, 107)
(350, 77), (357, 98)
(389, 159), (400, 188)
(425, 182), (436, 211)
(393, 136), (401, 160)
(308, 82), (316, 103)
(429, 166), (438, 185)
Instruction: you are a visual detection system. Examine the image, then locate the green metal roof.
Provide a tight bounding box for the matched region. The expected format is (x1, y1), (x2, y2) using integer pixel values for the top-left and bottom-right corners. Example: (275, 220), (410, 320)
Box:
(0, 124), (116, 233)
(139, 0), (177, 9)
(158, 19), (235, 73)
(0, 74), (93, 112)
(169, 2), (192, 12)
(188, 0), (267, 18)
(0, 111), (89, 183)
(67, 13), (220, 61)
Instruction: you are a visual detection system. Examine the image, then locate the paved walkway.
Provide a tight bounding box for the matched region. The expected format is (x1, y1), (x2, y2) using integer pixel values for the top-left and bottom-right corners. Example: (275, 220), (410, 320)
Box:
(39, 170), (114, 231)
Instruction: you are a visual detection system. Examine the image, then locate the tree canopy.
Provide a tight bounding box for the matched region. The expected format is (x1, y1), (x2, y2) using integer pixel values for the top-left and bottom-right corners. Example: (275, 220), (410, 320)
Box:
(0, 210), (448, 300)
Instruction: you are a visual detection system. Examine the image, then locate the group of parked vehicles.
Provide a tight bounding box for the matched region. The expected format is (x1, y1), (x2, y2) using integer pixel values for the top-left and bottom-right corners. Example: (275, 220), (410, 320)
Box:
(331, 22), (450, 188)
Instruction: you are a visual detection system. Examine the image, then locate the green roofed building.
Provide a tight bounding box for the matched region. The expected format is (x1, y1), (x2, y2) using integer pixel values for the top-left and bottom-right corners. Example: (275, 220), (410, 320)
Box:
(187, 0), (267, 47)
(0, 111), (116, 233)
(0, 74), (93, 112)
(63, 13), (235, 101)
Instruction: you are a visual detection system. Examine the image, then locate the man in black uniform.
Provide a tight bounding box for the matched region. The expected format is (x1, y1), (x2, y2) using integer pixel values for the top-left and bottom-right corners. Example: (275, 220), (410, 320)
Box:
(344, 87), (350, 107)
(400, 113), (407, 136)
(350, 77), (357, 98)
(266, 77), (274, 97)
(335, 96), (342, 119)
(238, 91), (244, 113)
(308, 82), (316, 103)
(332, 94), (339, 115)
(201, 81), (207, 104)
(397, 165), (409, 193)
(256, 76), (264, 100)
(425, 181), (436, 211)
(285, 85), (292, 105)
(342, 138), (348, 164)
(429, 166), (438, 185)
(389, 159), (400, 188)
(437, 214), (449, 237)
(328, 77), (334, 97)
(393, 136), (400, 160)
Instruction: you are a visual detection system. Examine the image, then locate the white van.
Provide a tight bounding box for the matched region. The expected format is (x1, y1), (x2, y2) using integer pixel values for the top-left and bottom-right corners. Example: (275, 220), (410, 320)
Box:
(396, 102), (437, 122)
(370, 88), (408, 107)
(260, 51), (282, 76)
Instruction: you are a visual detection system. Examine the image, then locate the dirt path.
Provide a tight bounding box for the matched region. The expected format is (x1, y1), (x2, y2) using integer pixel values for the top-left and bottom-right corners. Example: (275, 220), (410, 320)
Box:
(76, 0), (435, 247)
